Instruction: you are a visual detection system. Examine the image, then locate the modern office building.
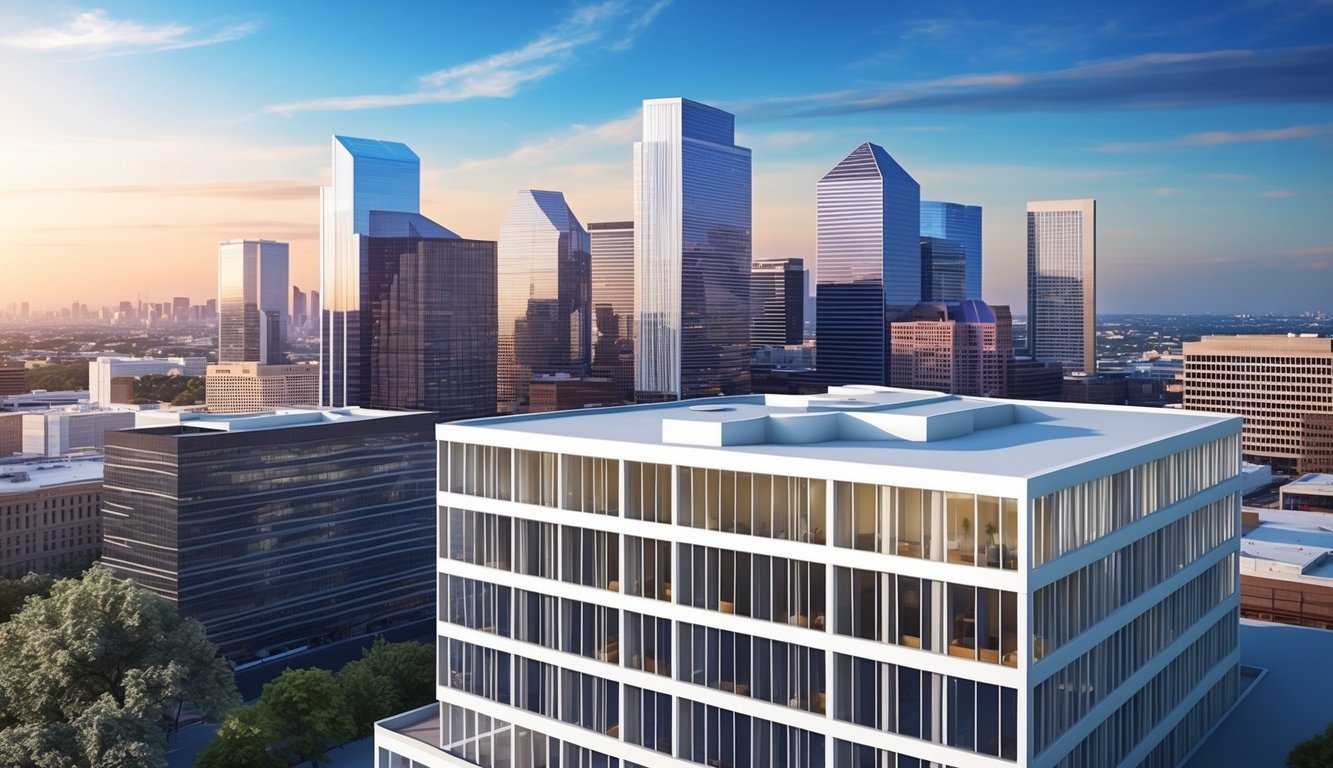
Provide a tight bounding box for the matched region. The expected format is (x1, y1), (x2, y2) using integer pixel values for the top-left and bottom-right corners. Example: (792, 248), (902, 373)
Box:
(319, 136), (496, 420)
(172, 296), (191, 323)
(88, 356), (207, 405)
(498, 191), (591, 413)
(921, 201), (983, 300)
(218, 239), (289, 365)
(21, 408), (135, 456)
(635, 98), (752, 401)
(320, 136), (421, 407)
(528, 375), (623, 413)
(376, 385), (1242, 768)
(293, 286), (308, 330)
(751, 258), (805, 348)
(590, 221), (635, 402)
(0, 454), (102, 579)
(1008, 357), (1064, 402)
(816, 142), (921, 387)
(0, 363), (27, 397)
(1062, 374), (1128, 406)
(920, 237), (967, 303)
(309, 290), (321, 331)
(889, 300), (1012, 397)
(1026, 199), (1096, 374)
(101, 408), (435, 660)
(1183, 334), (1333, 475)
(365, 211), (498, 422)
(204, 362), (319, 414)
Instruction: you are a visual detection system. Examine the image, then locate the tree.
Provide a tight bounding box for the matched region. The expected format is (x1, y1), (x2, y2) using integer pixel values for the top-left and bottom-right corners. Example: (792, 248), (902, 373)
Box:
(336, 659), (399, 739)
(336, 638), (434, 737)
(194, 705), (284, 768)
(260, 668), (355, 768)
(1288, 722), (1333, 768)
(0, 565), (239, 768)
(24, 361), (88, 393)
(0, 572), (55, 623)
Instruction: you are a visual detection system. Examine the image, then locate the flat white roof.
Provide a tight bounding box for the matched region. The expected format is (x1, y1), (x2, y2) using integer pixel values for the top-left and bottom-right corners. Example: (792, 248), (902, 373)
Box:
(1281, 473), (1333, 498)
(0, 455), (103, 494)
(442, 387), (1239, 483)
(132, 406), (429, 433)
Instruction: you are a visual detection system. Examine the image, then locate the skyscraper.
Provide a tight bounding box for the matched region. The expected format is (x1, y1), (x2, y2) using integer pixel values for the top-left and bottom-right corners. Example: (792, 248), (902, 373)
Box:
(750, 257), (805, 347)
(365, 211), (498, 421)
(218, 239), (289, 364)
(292, 285), (307, 329)
(921, 200), (983, 300)
(589, 221), (635, 401)
(171, 296), (191, 323)
(319, 136), (420, 407)
(919, 237), (966, 303)
(816, 142), (921, 386)
(308, 290), (320, 331)
(1027, 199), (1096, 374)
(635, 98), (752, 401)
(497, 190), (590, 413)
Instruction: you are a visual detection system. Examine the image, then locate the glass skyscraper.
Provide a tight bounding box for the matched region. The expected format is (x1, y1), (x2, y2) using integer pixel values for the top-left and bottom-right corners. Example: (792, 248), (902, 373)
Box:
(319, 136), (421, 407)
(497, 190), (591, 413)
(921, 200), (983, 300)
(635, 98), (752, 401)
(816, 142), (920, 387)
(218, 239), (288, 364)
(590, 221), (635, 402)
(751, 257), (805, 347)
(1027, 199), (1097, 374)
(365, 211), (498, 422)
(920, 236), (967, 303)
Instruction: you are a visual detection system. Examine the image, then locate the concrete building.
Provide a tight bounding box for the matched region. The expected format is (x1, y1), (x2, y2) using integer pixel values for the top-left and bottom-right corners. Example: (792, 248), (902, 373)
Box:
(204, 363), (319, 414)
(21, 408), (135, 456)
(1279, 472), (1333, 513)
(889, 300), (1012, 397)
(89, 356), (207, 406)
(377, 386), (1243, 768)
(1061, 373), (1128, 405)
(101, 408), (435, 660)
(1240, 506), (1333, 630)
(0, 412), (22, 457)
(1008, 357), (1064, 402)
(1183, 334), (1333, 475)
(528, 375), (623, 413)
(1027, 199), (1096, 374)
(0, 454), (103, 578)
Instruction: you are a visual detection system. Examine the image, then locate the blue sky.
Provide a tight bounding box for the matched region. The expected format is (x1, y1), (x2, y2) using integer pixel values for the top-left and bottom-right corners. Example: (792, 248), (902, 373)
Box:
(0, 0), (1330, 314)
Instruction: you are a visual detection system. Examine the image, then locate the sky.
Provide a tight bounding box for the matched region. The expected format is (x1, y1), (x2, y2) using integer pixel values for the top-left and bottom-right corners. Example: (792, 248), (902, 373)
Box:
(0, 0), (1331, 315)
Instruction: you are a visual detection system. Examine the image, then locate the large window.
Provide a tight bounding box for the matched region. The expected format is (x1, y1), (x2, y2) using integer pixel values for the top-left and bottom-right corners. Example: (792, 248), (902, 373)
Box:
(561, 454), (619, 515)
(834, 482), (1018, 570)
(679, 468), (826, 544)
(677, 698), (824, 768)
(561, 526), (618, 590)
(515, 450), (558, 507)
(678, 544), (826, 630)
(626, 462), (672, 523)
(678, 623), (825, 711)
(625, 536), (672, 601)
(443, 507), (511, 570)
(447, 442), (512, 500)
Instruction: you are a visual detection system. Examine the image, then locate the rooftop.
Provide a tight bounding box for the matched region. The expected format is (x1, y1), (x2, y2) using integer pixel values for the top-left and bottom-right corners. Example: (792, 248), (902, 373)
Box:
(131, 406), (428, 434)
(0, 454), (103, 494)
(1241, 507), (1333, 579)
(446, 386), (1239, 482)
(1282, 473), (1333, 498)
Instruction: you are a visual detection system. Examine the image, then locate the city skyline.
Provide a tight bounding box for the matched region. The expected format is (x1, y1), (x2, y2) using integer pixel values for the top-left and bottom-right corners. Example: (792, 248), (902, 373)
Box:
(2, 1), (1330, 314)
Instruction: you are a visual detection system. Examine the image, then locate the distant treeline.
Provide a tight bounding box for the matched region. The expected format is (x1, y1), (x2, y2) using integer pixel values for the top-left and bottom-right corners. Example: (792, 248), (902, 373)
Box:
(134, 374), (206, 406)
(23, 361), (89, 392)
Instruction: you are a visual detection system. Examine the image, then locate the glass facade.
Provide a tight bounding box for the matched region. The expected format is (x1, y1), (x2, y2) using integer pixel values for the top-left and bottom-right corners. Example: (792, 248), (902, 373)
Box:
(365, 211), (497, 421)
(635, 98), (752, 400)
(920, 201), (983, 301)
(218, 239), (289, 364)
(816, 142), (920, 387)
(101, 411), (436, 660)
(589, 221), (635, 401)
(1026, 199), (1096, 374)
(750, 258), (805, 347)
(497, 191), (591, 412)
(919, 237), (966, 303)
(320, 135), (421, 407)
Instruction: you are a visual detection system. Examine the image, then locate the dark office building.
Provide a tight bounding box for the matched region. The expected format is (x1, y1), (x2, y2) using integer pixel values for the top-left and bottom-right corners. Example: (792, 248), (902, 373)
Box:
(101, 408), (435, 660)
(365, 211), (498, 422)
(751, 258), (805, 348)
(920, 236), (966, 303)
(1007, 356), (1064, 401)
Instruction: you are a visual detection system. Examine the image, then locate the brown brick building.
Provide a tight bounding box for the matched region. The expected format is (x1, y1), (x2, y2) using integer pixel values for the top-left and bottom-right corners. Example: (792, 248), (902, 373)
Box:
(0, 456), (103, 578)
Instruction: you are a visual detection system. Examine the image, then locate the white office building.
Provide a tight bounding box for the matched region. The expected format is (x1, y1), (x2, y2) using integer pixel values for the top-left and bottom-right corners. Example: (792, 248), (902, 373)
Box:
(1027, 199), (1096, 375)
(377, 387), (1243, 768)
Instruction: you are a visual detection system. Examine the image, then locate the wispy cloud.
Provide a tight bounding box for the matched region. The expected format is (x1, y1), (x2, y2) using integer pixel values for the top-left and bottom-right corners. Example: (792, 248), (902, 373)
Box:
(454, 112), (640, 172)
(268, 1), (667, 114)
(1099, 123), (1333, 151)
(742, 45), (1333, 118)
(1263, 189), (1298, 198)
(1200, 172), (1254, 181)
(0, 9), (257, 56)
(1153, 187), (1180, 195)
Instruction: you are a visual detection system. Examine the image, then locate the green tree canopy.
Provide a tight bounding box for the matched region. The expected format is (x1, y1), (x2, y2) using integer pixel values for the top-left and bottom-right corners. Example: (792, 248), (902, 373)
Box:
(0, 565), (239, 768)
(0, 572), (54, 624)
(336, 638), (434, 737)
(24, 361), (88, 393)
(260, 668), (355, 768)
(1288, 722), (1333, 768)
(194, 705), (284, 768)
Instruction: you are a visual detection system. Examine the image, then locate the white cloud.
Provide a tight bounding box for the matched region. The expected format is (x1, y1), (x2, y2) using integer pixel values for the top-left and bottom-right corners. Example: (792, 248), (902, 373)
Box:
(1, 9), (257, 55)
(268, 1), (668, 114)
(1099, 123), (1333, 152)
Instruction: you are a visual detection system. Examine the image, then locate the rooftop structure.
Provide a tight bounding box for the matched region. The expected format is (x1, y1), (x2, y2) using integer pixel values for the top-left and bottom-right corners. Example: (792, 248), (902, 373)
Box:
(378, 386), (1244, 768)
(1240, 506), (1333, 630)
(1280, 472), (1333, 513)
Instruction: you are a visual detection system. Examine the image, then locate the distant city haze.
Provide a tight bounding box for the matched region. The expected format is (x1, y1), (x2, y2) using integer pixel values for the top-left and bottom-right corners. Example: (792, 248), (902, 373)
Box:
(1, 2), (1329, 313)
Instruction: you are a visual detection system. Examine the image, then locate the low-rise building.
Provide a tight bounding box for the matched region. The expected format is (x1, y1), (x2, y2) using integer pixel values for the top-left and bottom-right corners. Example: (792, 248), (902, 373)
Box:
(205, 362), (319, 414)
(1280, 473), (1333, 513)
(1240, 507), (1333, 629)
(21, 407), (136, 456)
(89, 356), (207, 405)
(528, 375), (623, 412)
(0, 455), (103, 578)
